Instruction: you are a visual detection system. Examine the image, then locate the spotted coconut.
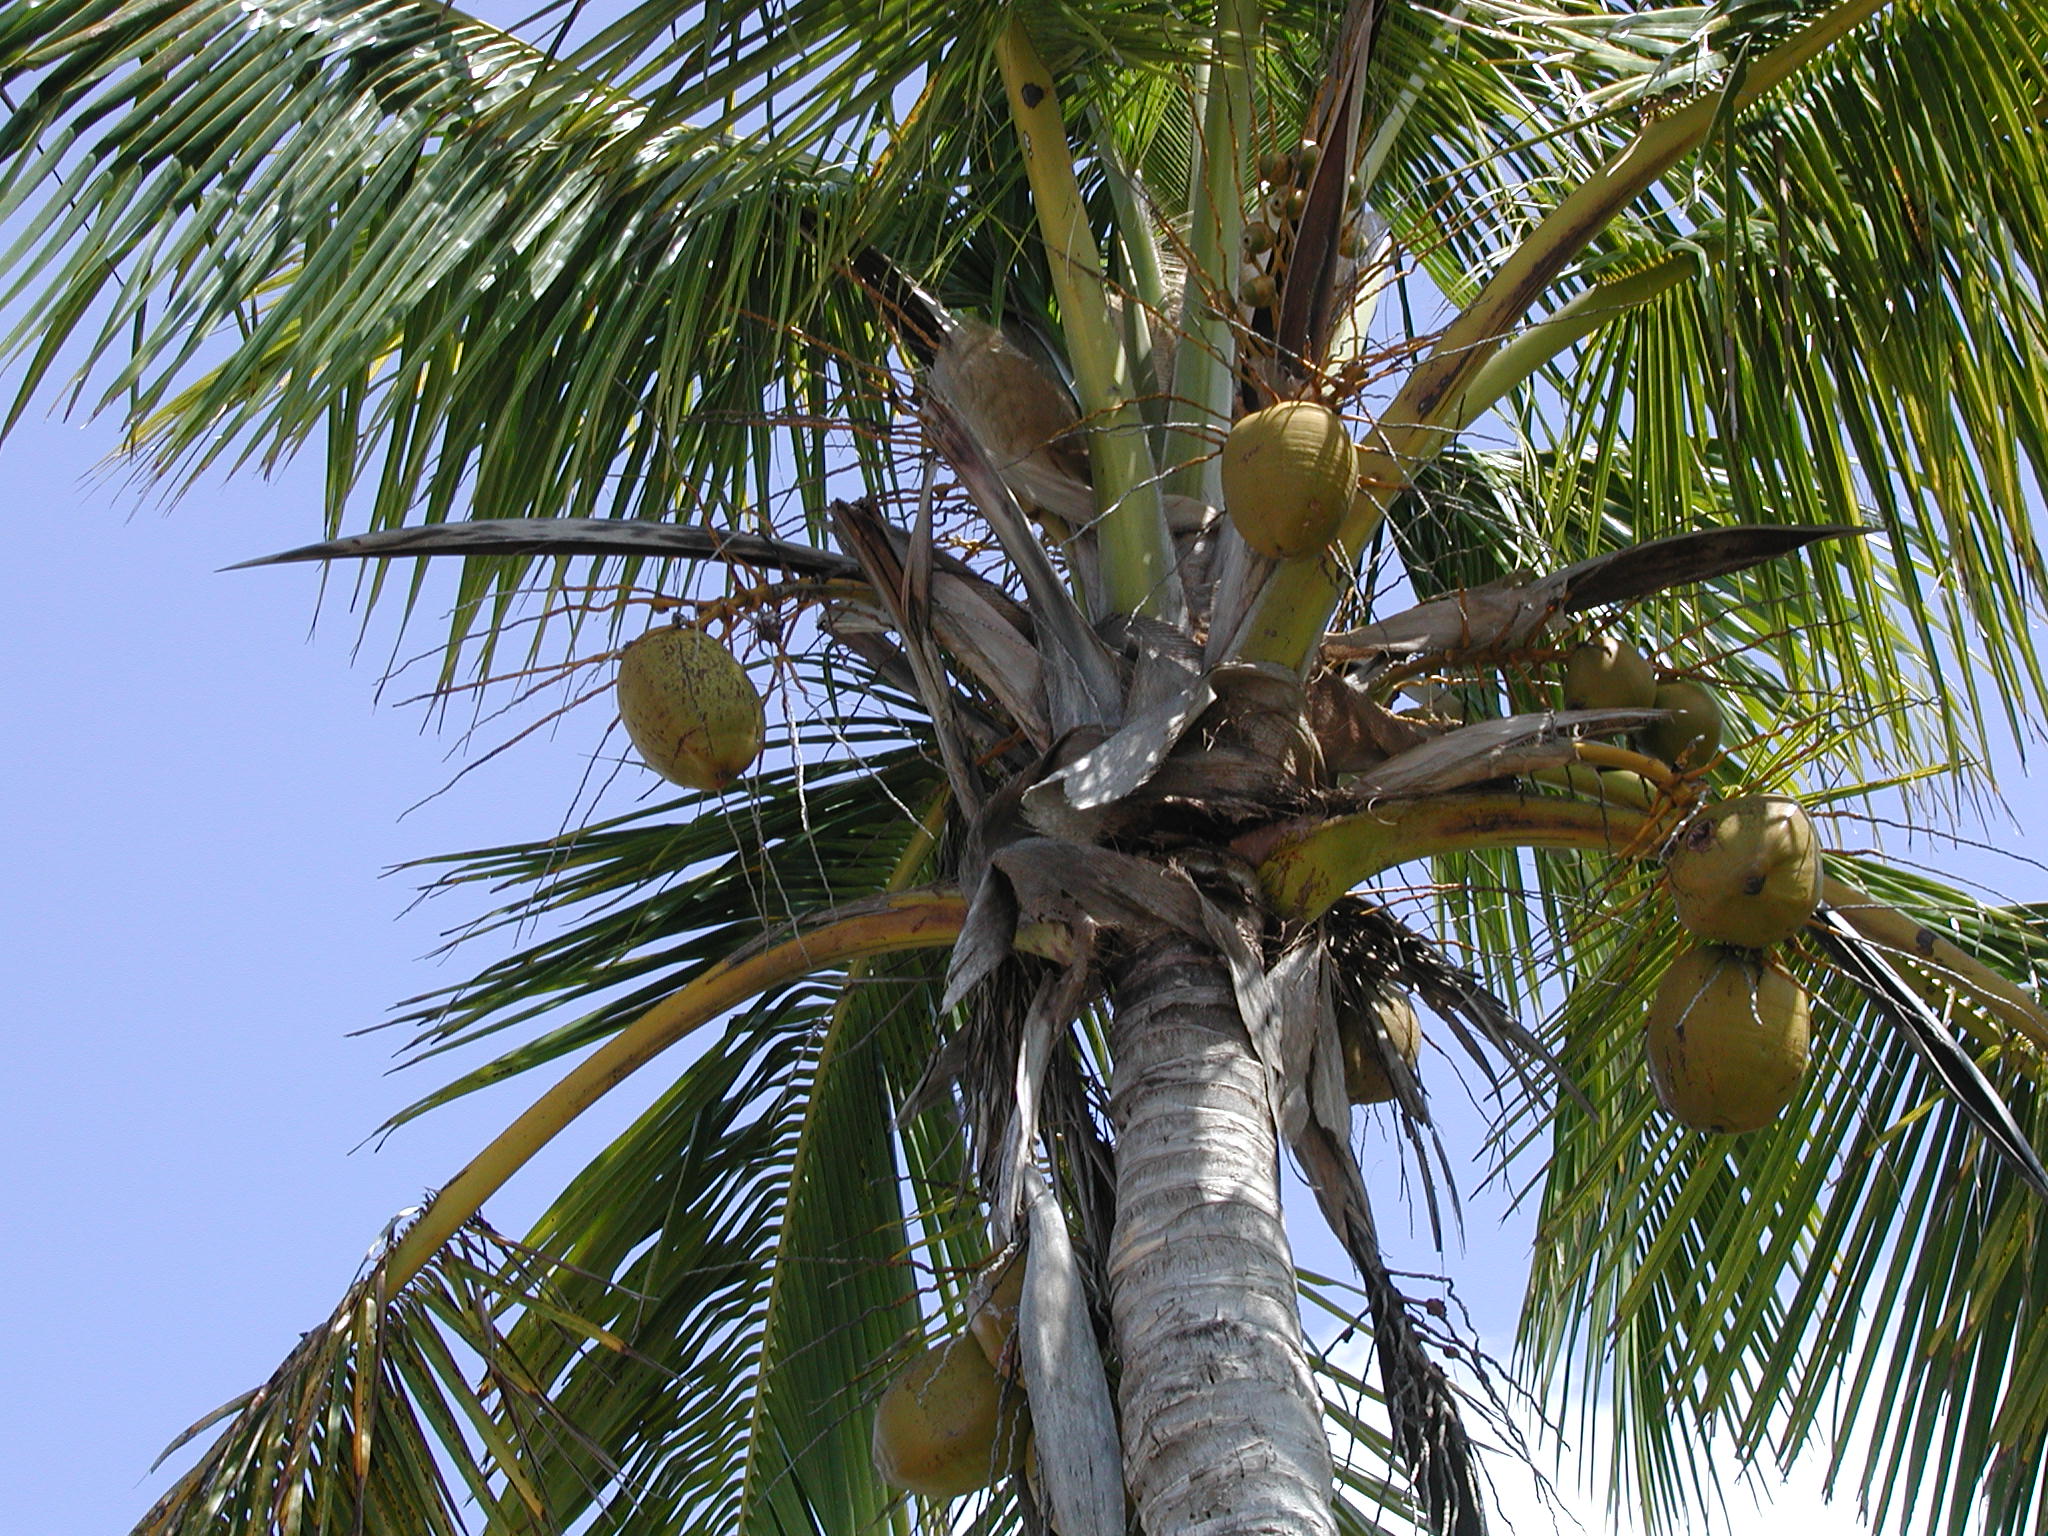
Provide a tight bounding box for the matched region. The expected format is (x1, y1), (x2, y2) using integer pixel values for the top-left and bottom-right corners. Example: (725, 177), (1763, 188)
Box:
(1646, 945), (1811, 1132)
(1220, 400), (1356, 559)
(1665, 794), (1821, 948)
(615, 625), (765, 792)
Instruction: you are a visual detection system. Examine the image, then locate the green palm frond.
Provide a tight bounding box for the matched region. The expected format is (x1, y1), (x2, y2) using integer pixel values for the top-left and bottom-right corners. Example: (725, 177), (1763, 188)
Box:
(1453, 2), (2048, 764)
(1516, 852), (2048, 1536)
(456, 964), (951, 1536)
(137, 1219), (611, 1536)
(0, 0), (1010, 663)
(1391, 440), (1949, 804)
(381, 740), (943, 1120)
(143, 721), (978, 1534)
(13, 2), (2048, 1534)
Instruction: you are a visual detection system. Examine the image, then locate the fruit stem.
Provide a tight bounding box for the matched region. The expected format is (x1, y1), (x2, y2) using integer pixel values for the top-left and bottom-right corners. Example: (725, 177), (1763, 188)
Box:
(1250, 793), (1653, 923)
(1573, 739), (1681, 792)
(1822, 876), (2048, 1055)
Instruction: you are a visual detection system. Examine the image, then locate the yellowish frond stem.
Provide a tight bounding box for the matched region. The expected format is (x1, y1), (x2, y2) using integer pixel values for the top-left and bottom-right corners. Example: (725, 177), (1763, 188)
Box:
(1250, 794), (1656, 922)
(383, 889), (970, 1288)
(1573, 739), (1682, 792)
(1823, 877), (2048, 1055)
(1248, 792), (2048, 1058)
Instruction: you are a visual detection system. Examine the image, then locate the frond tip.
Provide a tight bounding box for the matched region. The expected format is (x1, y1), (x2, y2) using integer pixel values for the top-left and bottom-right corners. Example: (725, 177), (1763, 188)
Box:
(135, 1220), (594, 1536)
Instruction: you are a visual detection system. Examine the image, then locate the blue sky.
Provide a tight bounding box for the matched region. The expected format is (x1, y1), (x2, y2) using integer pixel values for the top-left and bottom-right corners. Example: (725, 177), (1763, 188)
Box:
(0, 403), (670, 1530)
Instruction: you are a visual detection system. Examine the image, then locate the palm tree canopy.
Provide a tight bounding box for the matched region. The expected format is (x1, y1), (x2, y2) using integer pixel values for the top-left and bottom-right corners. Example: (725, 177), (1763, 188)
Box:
(7, 2), (2048, 1534)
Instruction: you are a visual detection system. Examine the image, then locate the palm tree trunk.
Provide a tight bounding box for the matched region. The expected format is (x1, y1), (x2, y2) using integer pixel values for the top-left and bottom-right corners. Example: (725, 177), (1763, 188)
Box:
(1108, 933), (1336, 1535)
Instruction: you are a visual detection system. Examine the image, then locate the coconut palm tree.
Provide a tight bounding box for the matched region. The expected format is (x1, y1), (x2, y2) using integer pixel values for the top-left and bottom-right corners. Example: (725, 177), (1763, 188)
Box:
(8, 1), (2048, 1533)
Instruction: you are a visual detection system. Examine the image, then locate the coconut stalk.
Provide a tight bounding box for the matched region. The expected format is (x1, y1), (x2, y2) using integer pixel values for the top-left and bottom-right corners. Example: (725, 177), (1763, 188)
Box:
(996, 18), (1184, 624)
(1249, 794), (2048, 1060)
(1162, 0), (1258, 506)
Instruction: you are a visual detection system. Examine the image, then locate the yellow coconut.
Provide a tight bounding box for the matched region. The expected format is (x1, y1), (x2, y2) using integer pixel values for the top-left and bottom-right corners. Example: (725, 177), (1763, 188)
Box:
(1646, 945), (1811, 1132)
(967, 1252), (1026, 1378)
(1220, 401), (1356, 559)
(1644, 679), (1724, 768)
(1665, 794), (1821, 948)
(615, 625), (765, 792)
(1339, 988), (1423, 1104)
(1562, 635), (1656, 711)
(872, 1334), (1030, 1499)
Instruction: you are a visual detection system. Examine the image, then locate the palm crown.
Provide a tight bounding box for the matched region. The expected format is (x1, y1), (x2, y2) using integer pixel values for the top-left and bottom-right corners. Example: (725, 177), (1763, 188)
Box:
(7, 2), (2048, 1534)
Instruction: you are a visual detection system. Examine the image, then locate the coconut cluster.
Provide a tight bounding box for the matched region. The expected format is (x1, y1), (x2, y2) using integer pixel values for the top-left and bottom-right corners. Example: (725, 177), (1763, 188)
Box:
(872, 1255), (1032, 1500)
(1560, 635), (1723, 768)
(1642, 793), (1821, 1130)
(1554, 636), (1822, 1132)
(1239, 137), (1370, 310)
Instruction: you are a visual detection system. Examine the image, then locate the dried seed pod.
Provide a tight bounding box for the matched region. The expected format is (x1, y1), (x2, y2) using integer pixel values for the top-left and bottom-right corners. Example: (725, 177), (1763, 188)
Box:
(1339, 988), (1422, 1104)
(616, 625), (765, 792)
(1646, 945), (1810, 1131)
(1220, 400), (1356, 558)
(1665, 794), (1821, 948)
(872, 1334), (1031, 1498)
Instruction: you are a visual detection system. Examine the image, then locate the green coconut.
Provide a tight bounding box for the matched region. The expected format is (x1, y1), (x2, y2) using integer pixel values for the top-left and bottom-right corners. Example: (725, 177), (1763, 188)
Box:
(1665, 794), (1821, 948)
(1597, 768), (1657, 810)
(1562, 635), (1657, 711)
(1644, 679), (1725, 768)
(1221, 401), (1356, 559)
(616, 625), (765, 792)
(872, 1334), (1030, 1499)
(1339, 988), (1422, 1104)
(1646, 945), (1811, 1132)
